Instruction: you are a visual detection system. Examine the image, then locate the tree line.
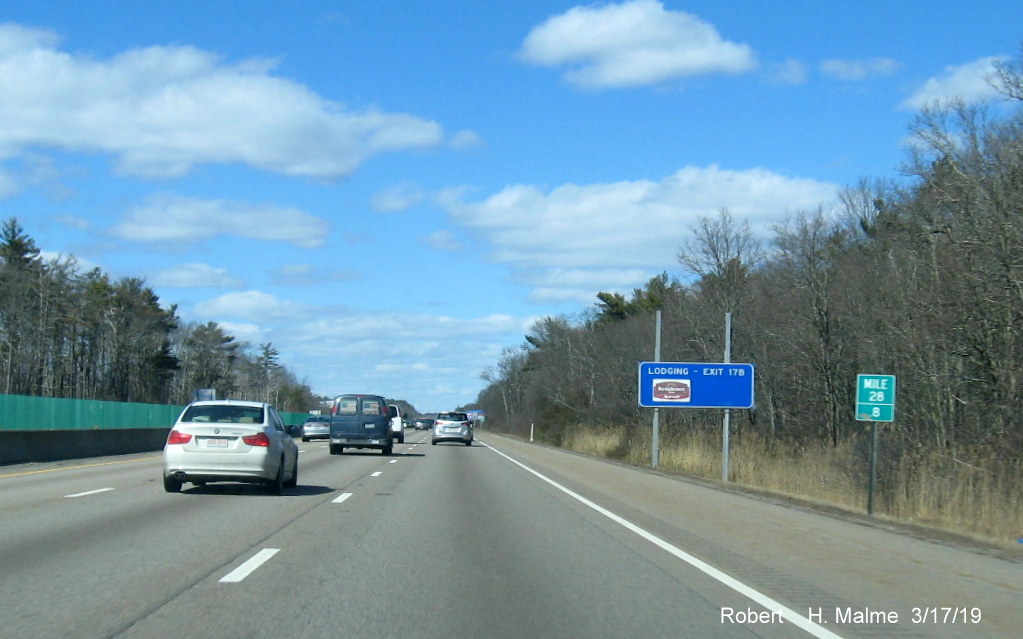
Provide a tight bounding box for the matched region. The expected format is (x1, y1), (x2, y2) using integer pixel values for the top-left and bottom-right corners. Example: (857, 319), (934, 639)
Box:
(473, 53), (1023, 468)
(0, 220), (318, 411)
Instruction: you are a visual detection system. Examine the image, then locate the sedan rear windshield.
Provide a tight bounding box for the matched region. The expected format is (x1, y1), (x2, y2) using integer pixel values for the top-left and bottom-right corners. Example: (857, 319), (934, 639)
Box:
(438, 412), (469, 421)
(182, 405), (264, 424)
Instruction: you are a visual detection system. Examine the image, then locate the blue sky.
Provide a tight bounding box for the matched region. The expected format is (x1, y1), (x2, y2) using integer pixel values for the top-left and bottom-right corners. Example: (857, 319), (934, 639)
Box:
(2, 1), (1020, 412)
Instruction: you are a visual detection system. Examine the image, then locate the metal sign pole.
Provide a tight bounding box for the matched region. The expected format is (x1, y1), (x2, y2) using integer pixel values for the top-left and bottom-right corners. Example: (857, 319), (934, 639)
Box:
(722, 312), (731, 482)
(868, 421), (878, 514)
(652, 310), (662, 469)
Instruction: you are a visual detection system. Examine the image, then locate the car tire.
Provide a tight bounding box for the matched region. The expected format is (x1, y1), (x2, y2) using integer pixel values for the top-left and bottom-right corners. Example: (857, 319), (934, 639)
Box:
(382, 443), (393, 456)
(431, 439), (437, 445)
(266, 458), (285, 495)
(465, 440), (471, 446)
(163, 476), (182, 493)
(329, 444), (343, 455)
(284, 457), (298, 488)
(301, 437), (309, 442)
(398, 433), (405, 444)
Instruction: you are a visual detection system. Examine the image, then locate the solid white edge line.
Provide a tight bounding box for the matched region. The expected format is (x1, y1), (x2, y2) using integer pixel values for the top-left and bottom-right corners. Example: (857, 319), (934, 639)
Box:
(64, 488), (115, 498)
(333, 492), (353, 504)
(219, 548), (280, 583)
(480, 440), (847, 639)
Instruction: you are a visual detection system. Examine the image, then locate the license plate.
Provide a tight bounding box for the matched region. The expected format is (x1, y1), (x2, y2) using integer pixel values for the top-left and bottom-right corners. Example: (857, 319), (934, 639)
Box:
(205, 438), (229, 448)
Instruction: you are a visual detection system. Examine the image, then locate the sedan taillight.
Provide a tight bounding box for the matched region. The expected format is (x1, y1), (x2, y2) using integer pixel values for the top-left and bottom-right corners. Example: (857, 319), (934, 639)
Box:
(242, 432), (271, 447)
(167, 429), (192, 445)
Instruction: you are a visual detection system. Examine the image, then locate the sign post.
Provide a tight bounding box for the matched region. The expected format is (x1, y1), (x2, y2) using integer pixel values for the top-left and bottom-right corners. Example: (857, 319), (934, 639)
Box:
(651, 311), (662, 469)
(856, 374), (896, 515)
(638, 359), (754, 482)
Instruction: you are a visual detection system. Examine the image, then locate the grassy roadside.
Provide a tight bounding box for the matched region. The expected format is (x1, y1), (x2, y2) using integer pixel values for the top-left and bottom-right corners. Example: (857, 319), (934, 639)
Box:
(558, 425), (1023, 546)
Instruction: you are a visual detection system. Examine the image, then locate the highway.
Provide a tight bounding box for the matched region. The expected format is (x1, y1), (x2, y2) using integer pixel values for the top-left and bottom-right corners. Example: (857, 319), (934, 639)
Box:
(0, 431), (1019, 639)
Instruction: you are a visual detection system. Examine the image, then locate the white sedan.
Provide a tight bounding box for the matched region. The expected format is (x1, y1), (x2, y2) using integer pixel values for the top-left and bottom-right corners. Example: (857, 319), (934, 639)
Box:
(163, 399), (298, 494)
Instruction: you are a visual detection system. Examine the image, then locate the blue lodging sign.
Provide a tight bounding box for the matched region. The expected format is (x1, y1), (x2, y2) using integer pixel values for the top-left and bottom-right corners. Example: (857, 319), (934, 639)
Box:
(638, 362), (755, 409)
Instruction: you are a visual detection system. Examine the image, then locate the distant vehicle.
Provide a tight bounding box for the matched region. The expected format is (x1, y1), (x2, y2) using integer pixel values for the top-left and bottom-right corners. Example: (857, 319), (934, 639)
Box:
(329, 394), (394, 455)
(413, 418), (434, 431)
(389, 404), (405, 444)
(432, 412), (473, 446)
(301, 414), (331, 442)
(163, 400), (299, 494)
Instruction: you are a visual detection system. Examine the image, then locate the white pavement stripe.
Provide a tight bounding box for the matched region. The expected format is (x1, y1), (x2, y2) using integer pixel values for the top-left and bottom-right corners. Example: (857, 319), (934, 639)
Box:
(219, 548), (280, 583)
(389, 460), (397, 464)
(370, 471), (383, 477)
(64, 488), (114, 498)
(481, 440), (848, 639)
(333, 492), (353, 504)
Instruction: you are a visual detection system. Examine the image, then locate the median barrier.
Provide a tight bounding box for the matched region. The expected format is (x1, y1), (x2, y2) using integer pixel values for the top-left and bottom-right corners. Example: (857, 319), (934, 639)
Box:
(0, 428), (171, 465)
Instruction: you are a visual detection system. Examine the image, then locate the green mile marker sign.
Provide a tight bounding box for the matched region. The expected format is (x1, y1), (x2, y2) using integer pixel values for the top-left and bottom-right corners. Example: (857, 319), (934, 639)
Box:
(856, 374), (895, 422)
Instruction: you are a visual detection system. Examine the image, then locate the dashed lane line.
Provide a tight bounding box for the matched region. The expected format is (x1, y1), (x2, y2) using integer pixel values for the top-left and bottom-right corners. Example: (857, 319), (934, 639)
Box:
(219, 548), (279, 584)
(64, 487), (115, 498)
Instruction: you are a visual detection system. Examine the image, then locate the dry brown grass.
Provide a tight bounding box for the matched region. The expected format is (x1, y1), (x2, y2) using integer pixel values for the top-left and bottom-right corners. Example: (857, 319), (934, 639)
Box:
(559, 425), (1023, 545)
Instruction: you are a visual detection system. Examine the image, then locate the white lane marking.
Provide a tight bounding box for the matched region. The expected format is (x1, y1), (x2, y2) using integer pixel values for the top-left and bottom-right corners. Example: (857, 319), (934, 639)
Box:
(370, 471), (383, 477)
(482, 440), (848, 639)
(388, 459), (398, 464)
(333, 492), (353, 504)
(65, 488), (114, 498)
(219, 548), (280, 583)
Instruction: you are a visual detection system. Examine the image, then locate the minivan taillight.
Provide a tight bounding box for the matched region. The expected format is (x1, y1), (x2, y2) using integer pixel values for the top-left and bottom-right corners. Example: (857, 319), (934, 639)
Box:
(167, 429), (192, 445)
(242, 432), (271, 447)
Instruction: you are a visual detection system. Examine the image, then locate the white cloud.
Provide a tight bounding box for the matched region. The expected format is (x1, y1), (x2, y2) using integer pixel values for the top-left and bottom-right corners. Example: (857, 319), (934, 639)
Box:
(521, 267), (652, 305)
(300, 312), (528, 343)
(194, 290), (295, 322)
(520, 0), (756, 89)
(767, 59), (807, 85)
(443, 165), (837, 303)
(0, 168), (18, 198)
(56, 214), (92, 231)
(150, 262), (244, 288)
(450, 129), (484, 148)
(216, 321), (265, 344)
(371, 182), (428, 212)
(421, 229), (463, 251)
(0, 23), (443, 178)
(268, 263), (361, 286)
(820, 57), (900, 81)
(110, 193), (330, 248)
(901, 56), (1007, 110)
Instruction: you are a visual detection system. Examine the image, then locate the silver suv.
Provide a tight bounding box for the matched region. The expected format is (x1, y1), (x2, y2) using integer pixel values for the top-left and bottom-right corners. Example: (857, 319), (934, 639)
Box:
(431, 412), (473, 446)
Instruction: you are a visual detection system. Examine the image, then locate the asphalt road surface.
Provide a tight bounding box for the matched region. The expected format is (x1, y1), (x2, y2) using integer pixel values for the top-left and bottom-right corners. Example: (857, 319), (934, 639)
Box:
(0, 431), (1019, 639)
